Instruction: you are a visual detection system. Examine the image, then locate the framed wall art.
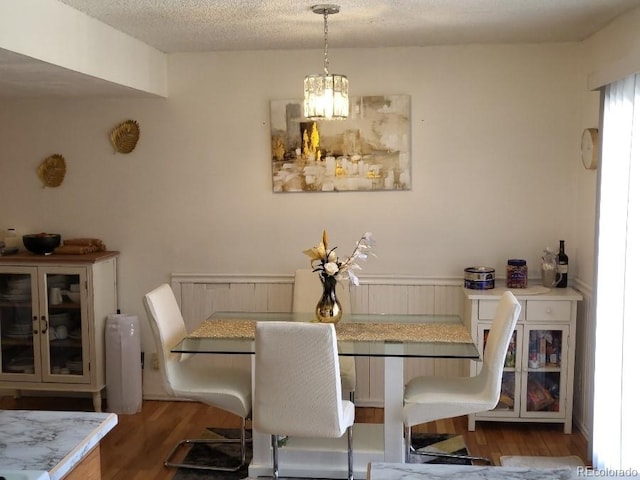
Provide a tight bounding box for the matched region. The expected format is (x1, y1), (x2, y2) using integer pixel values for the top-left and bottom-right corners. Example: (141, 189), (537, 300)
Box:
(270, 94), (411, 193)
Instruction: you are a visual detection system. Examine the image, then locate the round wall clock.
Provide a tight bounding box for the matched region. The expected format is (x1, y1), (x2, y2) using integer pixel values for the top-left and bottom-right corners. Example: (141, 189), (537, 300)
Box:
(581, 128), (598, 170)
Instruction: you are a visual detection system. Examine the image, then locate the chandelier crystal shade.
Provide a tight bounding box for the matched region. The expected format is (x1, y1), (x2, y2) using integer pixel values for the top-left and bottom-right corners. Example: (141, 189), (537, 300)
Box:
(303, 4), (349, 120)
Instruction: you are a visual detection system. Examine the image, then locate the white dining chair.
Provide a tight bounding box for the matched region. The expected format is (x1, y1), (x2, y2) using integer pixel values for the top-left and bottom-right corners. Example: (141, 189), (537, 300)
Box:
(143, 283), (252, 472)
(403, 290), (521, 464)
(292, 269), (356, 401)
(254, 321), (355, 480)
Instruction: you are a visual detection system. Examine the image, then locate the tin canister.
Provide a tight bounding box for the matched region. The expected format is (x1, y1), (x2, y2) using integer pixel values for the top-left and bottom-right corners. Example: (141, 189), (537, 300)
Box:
(464, 266), (495, 290)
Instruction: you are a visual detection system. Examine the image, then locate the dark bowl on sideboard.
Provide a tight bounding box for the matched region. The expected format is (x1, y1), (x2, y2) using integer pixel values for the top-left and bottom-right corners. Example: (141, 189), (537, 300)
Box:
(22, 233), (61, 255)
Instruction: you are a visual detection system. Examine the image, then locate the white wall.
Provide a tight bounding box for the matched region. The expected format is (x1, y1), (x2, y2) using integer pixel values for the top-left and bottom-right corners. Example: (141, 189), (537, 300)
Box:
(0, 0), (167, 97)
(585, 7), (640, 90)
(0, 46), (585, 285)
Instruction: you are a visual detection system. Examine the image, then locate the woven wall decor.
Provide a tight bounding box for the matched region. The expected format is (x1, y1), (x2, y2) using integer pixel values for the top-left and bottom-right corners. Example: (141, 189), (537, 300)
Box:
(38, 154), (66, 188)
(109, 119), (140, 154)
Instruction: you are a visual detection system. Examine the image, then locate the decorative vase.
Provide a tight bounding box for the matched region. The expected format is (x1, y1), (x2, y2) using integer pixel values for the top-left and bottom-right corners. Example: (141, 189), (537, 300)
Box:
(315, 275), (342, 323)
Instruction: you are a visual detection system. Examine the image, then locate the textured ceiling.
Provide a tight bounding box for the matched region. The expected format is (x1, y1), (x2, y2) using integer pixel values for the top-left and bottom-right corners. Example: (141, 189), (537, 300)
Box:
(2, 0), (640, 97)
(57, 0), (640, 52)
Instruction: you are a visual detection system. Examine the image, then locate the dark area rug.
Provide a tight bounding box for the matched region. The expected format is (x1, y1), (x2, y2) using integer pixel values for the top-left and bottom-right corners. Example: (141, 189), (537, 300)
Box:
(171, 428), (249, 480)
(408, 432), (471, 465)
(172, 428), (470, 479)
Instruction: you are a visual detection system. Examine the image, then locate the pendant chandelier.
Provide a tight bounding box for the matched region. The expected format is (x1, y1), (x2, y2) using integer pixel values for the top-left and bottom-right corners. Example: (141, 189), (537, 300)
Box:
(303, 4), (349, 120)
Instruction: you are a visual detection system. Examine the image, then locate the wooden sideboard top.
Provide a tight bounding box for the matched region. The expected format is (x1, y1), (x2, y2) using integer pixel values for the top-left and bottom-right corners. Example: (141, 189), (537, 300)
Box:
(0, 250), (119, 265)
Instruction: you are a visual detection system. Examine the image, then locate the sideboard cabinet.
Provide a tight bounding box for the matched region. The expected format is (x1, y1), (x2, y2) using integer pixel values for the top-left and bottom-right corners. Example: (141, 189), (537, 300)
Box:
(463, 286), (582, 433)
(0, 251), (118, 411)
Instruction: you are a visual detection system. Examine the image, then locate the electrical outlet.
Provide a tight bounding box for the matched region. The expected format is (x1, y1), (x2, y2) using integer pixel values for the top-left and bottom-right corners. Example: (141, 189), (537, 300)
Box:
(151, 352), (159, 370)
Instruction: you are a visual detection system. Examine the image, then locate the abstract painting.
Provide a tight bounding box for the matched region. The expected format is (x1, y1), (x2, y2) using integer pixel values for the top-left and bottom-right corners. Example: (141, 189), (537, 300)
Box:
(270, 95), (411, 192)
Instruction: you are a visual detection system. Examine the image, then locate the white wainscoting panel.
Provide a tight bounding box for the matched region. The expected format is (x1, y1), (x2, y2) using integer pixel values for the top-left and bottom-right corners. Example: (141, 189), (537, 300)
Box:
(572, 280), (594, 439)
(171, 274), (469, 406)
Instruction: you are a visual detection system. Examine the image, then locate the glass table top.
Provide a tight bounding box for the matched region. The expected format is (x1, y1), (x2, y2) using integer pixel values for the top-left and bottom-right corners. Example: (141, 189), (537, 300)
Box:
(172, 311), (479, 359)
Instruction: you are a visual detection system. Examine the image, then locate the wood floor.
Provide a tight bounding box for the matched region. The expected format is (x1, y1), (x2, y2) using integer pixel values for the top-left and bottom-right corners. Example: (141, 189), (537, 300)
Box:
(0, 396), (589, 479)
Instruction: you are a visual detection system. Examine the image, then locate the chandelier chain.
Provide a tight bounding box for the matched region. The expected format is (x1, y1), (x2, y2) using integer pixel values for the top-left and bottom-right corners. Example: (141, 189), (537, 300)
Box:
(323, 10), (330, 75)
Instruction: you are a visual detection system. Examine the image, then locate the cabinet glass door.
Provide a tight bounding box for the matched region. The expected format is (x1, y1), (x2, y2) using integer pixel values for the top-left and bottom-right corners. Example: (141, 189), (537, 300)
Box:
(477, 324), (522, 417)
(42, 271), (87, 383)
(522, 326), (568, 417)
(0, 270), (38, 378)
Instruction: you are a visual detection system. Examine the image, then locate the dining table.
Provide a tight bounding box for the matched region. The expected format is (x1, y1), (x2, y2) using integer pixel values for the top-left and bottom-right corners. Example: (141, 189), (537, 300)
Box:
(172, 311), (479, 479)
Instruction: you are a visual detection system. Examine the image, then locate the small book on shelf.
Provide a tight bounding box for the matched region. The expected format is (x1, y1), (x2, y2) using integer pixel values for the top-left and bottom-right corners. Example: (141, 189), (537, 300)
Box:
(527, 379), (555, 411)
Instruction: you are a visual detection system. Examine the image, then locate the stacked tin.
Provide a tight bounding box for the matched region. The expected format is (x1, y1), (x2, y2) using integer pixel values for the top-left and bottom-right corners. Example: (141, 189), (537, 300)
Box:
(464, 267), (495, 290)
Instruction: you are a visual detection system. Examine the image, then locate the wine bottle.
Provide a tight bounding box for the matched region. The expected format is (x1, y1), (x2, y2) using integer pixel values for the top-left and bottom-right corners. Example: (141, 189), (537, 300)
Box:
(557, 240), (568, 288)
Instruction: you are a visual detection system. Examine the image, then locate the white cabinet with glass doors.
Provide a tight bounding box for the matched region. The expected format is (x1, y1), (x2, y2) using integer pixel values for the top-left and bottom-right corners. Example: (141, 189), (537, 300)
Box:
(464, 287), (582, 434)
(0, 251), (118, 411)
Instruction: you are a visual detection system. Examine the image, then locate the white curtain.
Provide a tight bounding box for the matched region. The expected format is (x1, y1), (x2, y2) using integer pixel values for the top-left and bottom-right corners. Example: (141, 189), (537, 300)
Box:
(592, 73), (640, 469)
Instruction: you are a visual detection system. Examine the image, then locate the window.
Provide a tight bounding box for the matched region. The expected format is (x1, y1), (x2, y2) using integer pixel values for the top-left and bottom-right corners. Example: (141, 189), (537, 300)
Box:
(592, 73), (640, 469)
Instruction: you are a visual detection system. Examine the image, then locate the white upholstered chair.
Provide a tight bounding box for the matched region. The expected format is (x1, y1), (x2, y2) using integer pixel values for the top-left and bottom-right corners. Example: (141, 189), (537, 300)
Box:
(403, 291), (521, 464)
(143, 283), (252, 472)
(292, 269), (356, 401)
(254, 321), (355, 480)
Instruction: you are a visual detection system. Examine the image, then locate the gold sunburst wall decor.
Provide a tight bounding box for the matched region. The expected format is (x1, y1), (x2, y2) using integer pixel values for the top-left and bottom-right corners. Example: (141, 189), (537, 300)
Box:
(38, 154), (67, 188)
(109, 119), (140, 154)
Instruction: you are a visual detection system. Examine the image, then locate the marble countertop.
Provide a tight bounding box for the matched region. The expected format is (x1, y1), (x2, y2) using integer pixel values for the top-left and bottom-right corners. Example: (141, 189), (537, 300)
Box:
(0, 410), (118, 480)
(368, 462), (579, 479)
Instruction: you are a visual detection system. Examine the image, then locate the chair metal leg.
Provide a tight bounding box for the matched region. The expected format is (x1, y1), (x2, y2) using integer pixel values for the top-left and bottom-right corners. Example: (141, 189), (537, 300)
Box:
(409, 447), (493, 464)
(271, 434), (280, 479)
(405, 424), (412, 463)
(347, 425), (354, 480)
(164, 416), (248, 472)
(405, 424), (493, 465)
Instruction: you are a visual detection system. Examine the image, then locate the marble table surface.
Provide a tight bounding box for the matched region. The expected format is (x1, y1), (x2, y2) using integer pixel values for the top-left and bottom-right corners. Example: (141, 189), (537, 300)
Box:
(0, 409), (118, 480)
(368, 462), (579, 479)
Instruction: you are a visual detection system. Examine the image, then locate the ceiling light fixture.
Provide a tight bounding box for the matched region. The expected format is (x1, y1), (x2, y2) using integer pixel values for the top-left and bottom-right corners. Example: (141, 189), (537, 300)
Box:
(303, 4), (349, 120)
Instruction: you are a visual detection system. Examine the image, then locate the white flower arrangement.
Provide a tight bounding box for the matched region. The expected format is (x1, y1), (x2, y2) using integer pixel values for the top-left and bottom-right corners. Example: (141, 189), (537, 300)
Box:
(303, 230), (375, 286)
